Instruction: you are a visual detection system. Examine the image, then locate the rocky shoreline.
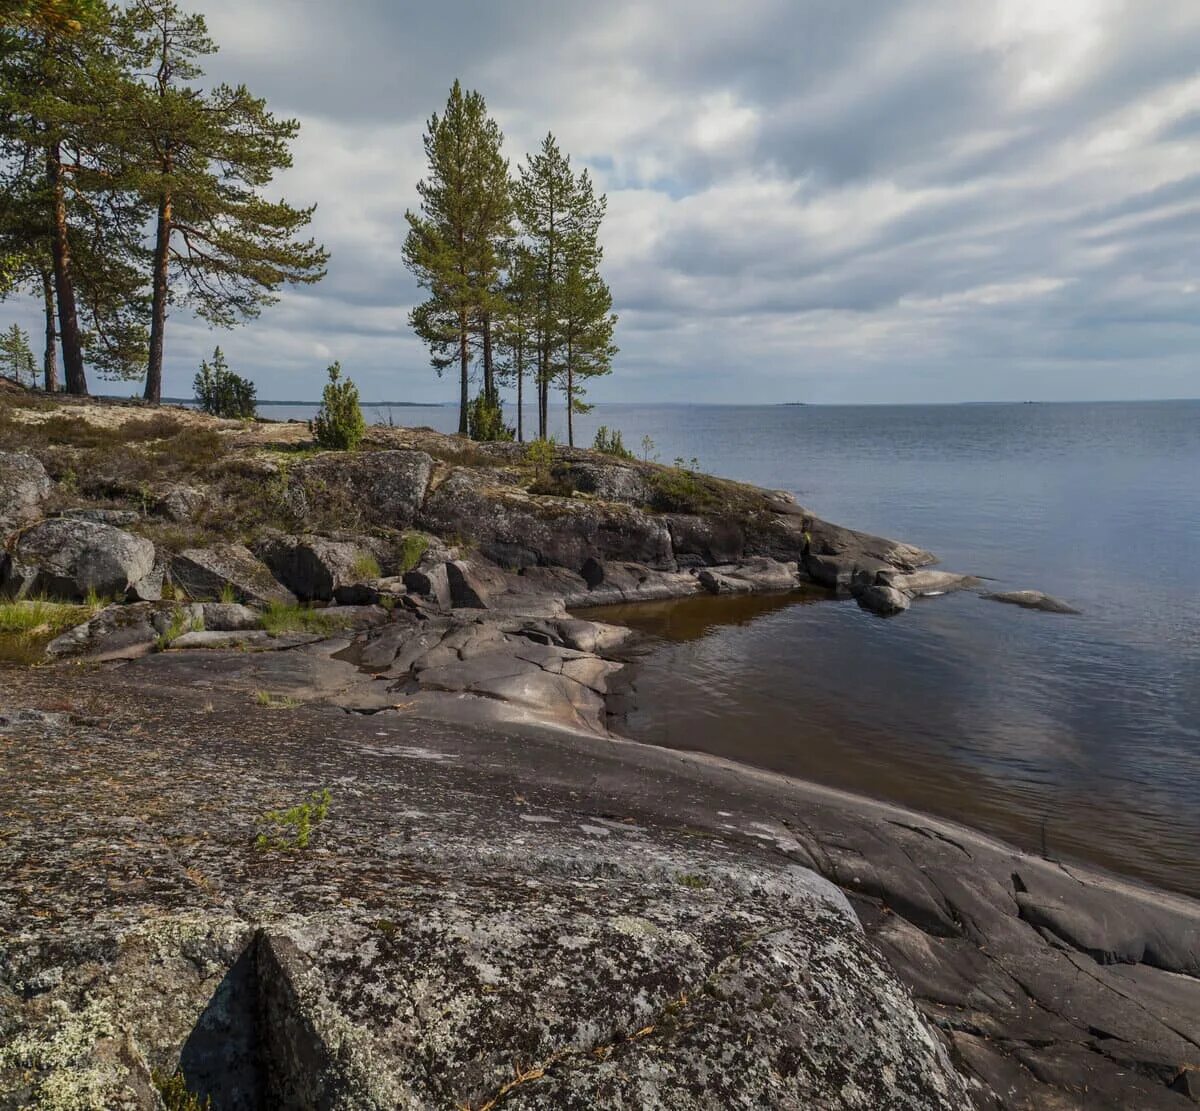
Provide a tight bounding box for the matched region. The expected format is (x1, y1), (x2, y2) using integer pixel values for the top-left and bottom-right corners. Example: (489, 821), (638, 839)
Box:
(1, 394), (1195, 1108)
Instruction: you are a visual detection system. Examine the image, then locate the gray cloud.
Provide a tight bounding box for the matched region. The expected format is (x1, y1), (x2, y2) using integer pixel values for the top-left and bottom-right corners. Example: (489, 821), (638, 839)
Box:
(5, 0), (1200, 403)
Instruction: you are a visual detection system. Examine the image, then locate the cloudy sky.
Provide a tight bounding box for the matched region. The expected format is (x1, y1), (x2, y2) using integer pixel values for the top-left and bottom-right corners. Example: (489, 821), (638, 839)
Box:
(17, 0), (1200, 403)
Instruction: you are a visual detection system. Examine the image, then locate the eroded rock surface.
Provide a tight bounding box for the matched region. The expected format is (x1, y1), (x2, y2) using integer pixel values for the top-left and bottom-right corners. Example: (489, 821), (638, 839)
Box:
(0, 684), (969, 1111)
(172, 544), (297, 607)
(1, 662), (1196, 1110)
(0, 451), (50, 540)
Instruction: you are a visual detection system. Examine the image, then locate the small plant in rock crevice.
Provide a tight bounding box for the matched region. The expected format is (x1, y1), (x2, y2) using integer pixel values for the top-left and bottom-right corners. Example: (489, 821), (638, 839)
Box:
(256, 788), (332, 850)
(153, 1069), (211, 1111)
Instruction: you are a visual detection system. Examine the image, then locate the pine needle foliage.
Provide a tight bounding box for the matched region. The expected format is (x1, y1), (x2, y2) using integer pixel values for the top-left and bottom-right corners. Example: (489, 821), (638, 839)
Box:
(312, 362), (365, 451)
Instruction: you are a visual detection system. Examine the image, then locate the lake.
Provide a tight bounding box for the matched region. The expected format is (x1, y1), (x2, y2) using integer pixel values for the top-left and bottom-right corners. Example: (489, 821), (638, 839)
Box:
(263, 399), (1200, 896)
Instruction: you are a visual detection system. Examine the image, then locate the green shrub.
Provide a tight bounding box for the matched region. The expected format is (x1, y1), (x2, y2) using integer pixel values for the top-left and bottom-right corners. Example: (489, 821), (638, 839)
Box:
(311, 362), (365, 451)
(467, 391), (514, 442)
(153, 1070), (211, 1111)
(350, 552), (381, 580)
(256, 788), (332, 850)
(398, 532), (429, 573)
(592, 425), (633, 460)
(193, 347), (257, 419)
(525, 437), (555, 478)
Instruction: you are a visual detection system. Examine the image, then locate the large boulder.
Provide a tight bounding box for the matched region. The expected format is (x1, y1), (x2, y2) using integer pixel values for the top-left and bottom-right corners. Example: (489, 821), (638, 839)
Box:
(559, 460), (652, 505)
(171, 544), (296, 606)
(666, 513), (746, 566)
(0, 451), (51, 539)
(4, 517), (156, 601)
(421, 468), (675, 572)
(293, 450), (434, 529)
(256, 534), (378, 602)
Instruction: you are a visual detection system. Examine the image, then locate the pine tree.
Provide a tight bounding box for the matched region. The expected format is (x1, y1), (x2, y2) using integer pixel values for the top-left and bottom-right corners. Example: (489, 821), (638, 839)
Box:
(0, 0), (149, 394)
(495, 243), (536, 442)
(0, 321), (37, 385)
(117, 0), (328, 404)
(514, 136), (617, 444)
(404, 80), (512, 436)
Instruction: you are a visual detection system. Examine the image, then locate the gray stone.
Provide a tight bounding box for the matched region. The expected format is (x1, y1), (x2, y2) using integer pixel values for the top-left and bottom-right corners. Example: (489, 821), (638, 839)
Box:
(154, 483), (207, 522)
(666, 513), (746, 565)
(200, 603), (262, 632)
(172, 544), (297, 606)
(855, 583), (912, 616)
(883, 569), (981, 596)
(5, 517), (155, 601)
(403, 563), (452, 609)
(294, 449), (434, 528)
(59, 507), (140, 527)
(420, 468), (676, 572)
(45, 602), (186, 659)
(0, 451), (51, 539)
(562, 460), (652, 505)
(983, 590), (1081, 615)
(445, 559), (509, 609)
(256, 534), (378, 602)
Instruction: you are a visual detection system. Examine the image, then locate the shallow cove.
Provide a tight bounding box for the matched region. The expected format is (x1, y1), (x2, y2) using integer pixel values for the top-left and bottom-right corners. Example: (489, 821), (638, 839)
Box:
(578, 587), (1200, 900)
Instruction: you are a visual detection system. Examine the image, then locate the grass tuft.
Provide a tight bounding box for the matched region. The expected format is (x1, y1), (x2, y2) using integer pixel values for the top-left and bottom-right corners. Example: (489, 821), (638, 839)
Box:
(0, 598), (97, 665)
(259, 602), (348, 637)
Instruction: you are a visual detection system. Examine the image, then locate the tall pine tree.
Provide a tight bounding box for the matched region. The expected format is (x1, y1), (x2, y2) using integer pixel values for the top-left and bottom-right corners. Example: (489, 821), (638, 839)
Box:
(404, 80), (512, 436)
(117, 0), (328, 403)
(0, 0), (149, 393)
(514, 136), (617, 443)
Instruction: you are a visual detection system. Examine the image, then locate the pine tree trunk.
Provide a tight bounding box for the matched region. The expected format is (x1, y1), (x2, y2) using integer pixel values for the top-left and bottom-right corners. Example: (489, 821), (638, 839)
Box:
(47, 143), (87, 396)
(482, 314), (494, 404)
(144, 180), (172, 404)
(566, 353), (574, 448)
(458, 314), (469, 436)
(516, 332), (524, 443)
(40, 269), (58, 392)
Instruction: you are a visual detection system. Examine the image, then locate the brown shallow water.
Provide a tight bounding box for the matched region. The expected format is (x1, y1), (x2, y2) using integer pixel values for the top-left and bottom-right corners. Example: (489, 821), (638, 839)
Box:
(577, 589), (1200, 900)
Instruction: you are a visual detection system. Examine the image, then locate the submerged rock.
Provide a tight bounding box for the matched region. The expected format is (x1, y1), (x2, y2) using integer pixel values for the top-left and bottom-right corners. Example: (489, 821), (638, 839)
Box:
(984, 590), (1080, 615)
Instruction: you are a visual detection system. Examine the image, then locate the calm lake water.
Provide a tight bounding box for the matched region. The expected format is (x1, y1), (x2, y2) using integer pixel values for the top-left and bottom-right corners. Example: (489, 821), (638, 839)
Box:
(267, 400), (1200, 896)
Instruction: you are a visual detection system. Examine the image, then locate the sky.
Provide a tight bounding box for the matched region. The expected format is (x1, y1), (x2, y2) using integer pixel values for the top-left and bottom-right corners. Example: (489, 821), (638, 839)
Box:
(12, 0), (1200, 403)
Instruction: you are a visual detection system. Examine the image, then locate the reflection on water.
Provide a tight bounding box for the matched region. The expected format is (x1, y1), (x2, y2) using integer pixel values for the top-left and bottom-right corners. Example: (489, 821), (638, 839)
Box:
(585, 589), (1200, 899)
(576, 588), (826, 643)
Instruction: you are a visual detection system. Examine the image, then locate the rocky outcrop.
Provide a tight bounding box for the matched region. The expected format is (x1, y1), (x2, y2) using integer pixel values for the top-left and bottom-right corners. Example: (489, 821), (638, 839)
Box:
(0, 451), (51, 540)
(154, 483), (207, 523)
(294, 449), (434, 529)
(2, 517), (156, 601)
(698, 557), (800, 595)
(171, 544), (297, 606)
(984, 590), (1080, 615)
(421, 468), (676, 572)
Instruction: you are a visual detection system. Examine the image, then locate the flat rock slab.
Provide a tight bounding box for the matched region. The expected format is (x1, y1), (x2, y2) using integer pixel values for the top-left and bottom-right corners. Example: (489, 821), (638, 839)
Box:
(0, 695), (968, 1110)
(1, 663), (1198, 1109)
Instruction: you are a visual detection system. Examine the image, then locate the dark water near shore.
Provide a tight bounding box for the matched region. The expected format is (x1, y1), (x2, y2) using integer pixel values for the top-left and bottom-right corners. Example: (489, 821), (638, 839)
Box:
(271, 399), (1200, 896)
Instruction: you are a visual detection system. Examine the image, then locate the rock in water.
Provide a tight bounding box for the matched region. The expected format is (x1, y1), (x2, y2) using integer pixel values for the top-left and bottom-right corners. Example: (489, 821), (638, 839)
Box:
(854, 582), (912, 616)
(4, 517), (155, 601)
(984, 590), (1080, 615)
(0, 451), (51, 540)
